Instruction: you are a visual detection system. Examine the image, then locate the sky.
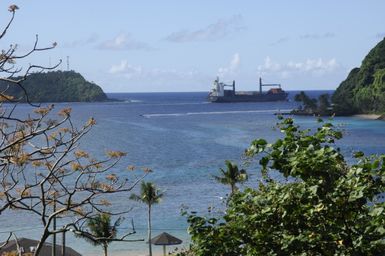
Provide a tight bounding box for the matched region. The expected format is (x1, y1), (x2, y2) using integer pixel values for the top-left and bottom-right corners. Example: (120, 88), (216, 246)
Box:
(1, 1), (385, 92)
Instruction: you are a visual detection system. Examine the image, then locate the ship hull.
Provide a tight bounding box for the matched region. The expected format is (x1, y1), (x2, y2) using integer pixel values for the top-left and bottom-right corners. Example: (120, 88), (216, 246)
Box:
(208, 93), (288, 103)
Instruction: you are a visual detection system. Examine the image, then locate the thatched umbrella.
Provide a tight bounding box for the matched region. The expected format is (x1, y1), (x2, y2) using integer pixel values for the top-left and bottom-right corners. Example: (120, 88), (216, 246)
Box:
(150, 232), (182, 256)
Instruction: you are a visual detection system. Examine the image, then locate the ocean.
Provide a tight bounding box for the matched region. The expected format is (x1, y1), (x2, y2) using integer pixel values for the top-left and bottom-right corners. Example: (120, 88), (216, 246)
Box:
(2, 91), (385, 256)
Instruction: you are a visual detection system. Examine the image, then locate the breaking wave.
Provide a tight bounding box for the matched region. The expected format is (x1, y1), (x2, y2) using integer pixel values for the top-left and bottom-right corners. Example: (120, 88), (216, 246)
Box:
(142, 109), (292, 118)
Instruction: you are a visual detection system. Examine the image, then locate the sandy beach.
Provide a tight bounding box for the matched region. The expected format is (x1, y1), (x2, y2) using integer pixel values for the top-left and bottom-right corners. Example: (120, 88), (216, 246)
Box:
(84, 243), (187, 256)
(353, 114), (382, 120)
(87, 248), (180, 256)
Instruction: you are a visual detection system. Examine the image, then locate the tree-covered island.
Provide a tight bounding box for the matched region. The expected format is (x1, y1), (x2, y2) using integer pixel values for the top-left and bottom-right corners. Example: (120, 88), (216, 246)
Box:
(332, 37), (385, 115)
(292, 91), (333, 116)
(0, 70), (108, 102)
(293, 37), (385, 117)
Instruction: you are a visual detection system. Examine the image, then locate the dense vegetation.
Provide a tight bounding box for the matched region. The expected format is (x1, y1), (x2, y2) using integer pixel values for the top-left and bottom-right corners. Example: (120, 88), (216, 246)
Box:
(180, 118), (385, 255)
(0, 70), (108, 102)
(293, 91), (332, 116)
(332, 37), (385, 115)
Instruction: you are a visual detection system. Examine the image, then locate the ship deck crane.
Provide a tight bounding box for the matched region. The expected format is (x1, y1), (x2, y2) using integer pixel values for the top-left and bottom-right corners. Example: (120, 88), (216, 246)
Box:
(259, 77), (281, 93)
(216, 77), (235, 93)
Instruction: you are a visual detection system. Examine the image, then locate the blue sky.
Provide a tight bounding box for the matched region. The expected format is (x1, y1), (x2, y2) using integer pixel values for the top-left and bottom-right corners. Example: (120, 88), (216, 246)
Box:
(2, 1), (385, 92)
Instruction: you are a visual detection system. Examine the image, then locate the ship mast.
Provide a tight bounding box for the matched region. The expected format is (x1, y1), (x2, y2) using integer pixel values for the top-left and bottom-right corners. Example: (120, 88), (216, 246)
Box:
(232, 80), (235, 94)
(259, 77), (281, 93)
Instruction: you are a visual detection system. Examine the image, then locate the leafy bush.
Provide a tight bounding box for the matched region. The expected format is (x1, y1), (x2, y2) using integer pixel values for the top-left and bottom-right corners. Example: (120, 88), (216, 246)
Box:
(184, 118), (385, 255)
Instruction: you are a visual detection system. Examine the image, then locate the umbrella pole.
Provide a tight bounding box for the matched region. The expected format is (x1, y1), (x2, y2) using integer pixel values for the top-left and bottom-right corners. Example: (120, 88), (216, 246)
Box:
(163, 245), (166, 256)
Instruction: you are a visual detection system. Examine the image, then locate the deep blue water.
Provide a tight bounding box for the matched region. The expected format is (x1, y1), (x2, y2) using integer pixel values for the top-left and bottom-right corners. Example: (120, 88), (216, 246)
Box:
(2, 91), (385, 255)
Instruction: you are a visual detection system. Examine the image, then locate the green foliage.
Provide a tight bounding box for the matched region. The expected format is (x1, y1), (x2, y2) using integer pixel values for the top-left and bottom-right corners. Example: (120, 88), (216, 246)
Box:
(332, 38), (385, 114)
(318, 93), (331, 114)
(130, 182), (163, 256)
(82, 213), (121, 256)
(293, 91), (331, 116)
(0, 70), (107, 102)
(86, 214), (117, 245)
(184, 118), (385, 255)
(130, 181), (163, 206)
(213, 160), (248, 195)
(294, 91), (317, 112)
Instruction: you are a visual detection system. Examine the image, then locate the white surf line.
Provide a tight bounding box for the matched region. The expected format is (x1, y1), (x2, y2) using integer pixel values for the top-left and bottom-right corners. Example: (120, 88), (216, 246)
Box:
(142, 109), (293, 118)
(145, 102), (210, 106)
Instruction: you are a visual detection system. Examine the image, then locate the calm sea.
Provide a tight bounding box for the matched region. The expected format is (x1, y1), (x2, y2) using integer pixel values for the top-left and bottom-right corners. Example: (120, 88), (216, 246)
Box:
(2, 91), (385, 255)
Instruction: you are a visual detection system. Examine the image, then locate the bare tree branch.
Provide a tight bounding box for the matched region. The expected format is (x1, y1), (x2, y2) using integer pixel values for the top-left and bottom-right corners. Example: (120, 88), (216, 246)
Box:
(0, 4), (147, 256)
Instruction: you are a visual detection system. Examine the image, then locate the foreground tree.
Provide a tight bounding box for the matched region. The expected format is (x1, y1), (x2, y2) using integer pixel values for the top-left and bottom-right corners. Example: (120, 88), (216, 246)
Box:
(183, 118), (385, 255)
(0, 5), (145, 255)
(130, 182), (163, 256)
(81, 213), (121, 256)
(213, 160), (248, 196)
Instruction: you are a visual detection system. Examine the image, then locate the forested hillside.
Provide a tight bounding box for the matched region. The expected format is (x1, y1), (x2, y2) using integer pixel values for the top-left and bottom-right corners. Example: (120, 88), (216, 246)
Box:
(332, 38), (385, 115)
(0, 70), (108, 102)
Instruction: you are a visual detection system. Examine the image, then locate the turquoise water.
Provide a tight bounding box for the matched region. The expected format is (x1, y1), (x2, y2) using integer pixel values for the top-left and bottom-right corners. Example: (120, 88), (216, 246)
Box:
(2, 91), (385, 255)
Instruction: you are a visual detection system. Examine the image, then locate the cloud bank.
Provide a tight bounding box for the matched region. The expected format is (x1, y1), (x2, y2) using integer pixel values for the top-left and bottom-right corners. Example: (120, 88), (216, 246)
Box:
(165, 15), (244, 43)
(99, 33), (152, 51)
(300, 32), (335, 40)
(270, 37), (290, 46)
(257, 57), (340, 77)
(62, 34), (99, 48)
(109, 60), (201, 81)
(270, 33), (335, 46)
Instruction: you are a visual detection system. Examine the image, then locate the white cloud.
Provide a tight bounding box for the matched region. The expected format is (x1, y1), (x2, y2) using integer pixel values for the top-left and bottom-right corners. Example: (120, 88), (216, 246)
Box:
(300, 32), (335, 40)
(258, 57), (281, 72)
(62, 34), (99, 48)
(108, 60), (202, 81)
(165, 15), (245, 43)
(257, 57), (340, 77)
(99, 33), (152, 51)
(270, 37), (290, 46)
(217, 53), (241, 78)
(109, 60), (143, 79)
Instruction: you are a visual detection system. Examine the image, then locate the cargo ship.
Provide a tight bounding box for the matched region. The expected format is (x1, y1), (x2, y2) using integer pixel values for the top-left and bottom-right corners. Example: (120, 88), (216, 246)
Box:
(208, 77), (288, 103)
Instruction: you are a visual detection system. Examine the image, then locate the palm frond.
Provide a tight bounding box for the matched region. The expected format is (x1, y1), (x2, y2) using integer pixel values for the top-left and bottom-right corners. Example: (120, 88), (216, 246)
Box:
(130, 181), (163, 206)
(78, 213), (119, 247)
(129, 193), (142, 202)
(214, 161), (249, 192)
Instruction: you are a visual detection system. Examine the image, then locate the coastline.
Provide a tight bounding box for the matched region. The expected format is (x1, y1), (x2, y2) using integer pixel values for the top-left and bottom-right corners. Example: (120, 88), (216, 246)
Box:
(353, 114), (382, 120)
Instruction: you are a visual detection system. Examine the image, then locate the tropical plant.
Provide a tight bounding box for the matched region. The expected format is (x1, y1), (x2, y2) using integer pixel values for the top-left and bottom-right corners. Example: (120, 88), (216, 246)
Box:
(213, 160), (248, 195)
(130, 182), (163, 256)
(183, 118), (385, 255)
(317, 93), (331, 114)
(293, 91), (332, 116)
(294, 91), (317, 112)
(81, 213), (121, 256)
